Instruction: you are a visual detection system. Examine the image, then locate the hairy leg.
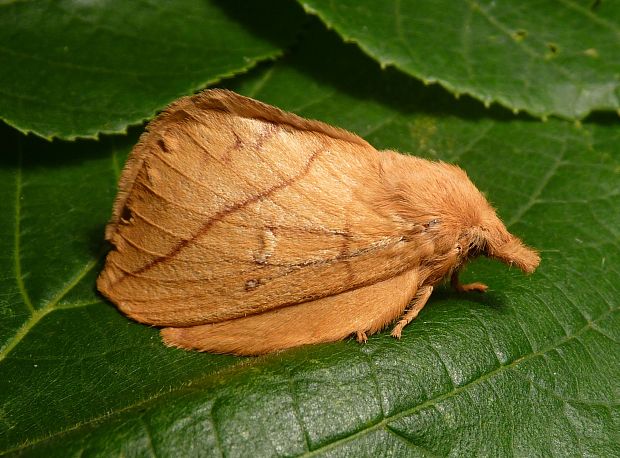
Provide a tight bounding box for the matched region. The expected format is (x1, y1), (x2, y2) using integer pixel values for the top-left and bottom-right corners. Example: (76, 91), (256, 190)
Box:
(391, 285), (433, 339)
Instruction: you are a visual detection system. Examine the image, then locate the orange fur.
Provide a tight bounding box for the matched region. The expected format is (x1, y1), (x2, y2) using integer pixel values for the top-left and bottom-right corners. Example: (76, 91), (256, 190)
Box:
(161, 269), (419, 355)
(97, 89), (540, 355)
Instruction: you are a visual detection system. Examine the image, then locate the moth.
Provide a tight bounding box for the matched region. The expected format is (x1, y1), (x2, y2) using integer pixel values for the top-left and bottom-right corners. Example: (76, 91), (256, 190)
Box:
(97, 89), (540, 355)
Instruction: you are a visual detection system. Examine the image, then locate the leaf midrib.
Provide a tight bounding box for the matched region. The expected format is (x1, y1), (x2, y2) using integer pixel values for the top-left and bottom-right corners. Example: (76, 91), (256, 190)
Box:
(301, 306), (616, 456)
(6, 301), (616, 455)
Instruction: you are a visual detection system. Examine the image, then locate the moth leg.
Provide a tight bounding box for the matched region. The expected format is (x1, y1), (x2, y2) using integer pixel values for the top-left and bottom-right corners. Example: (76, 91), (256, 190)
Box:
(391, 285), (433, 339)
(450, 270), (488, 293)
(356, 331), (368, 344)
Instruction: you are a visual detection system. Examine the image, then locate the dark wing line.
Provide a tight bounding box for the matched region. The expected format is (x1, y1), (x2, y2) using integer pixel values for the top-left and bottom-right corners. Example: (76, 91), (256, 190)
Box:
(154, 126), (322, 229)
(111, 147), (325, 285)
(107, 89), (371, 238)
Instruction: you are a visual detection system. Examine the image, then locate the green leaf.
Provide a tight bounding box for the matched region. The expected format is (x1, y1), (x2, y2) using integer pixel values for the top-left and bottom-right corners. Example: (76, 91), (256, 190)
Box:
(1, 24), (619, 457)
(0, 0), (304, 140)
(299, 0), (620, 120)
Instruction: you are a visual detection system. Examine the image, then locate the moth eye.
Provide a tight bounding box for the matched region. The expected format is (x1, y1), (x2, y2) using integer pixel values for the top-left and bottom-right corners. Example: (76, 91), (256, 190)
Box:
(456, 244), (462, 253)
(424, 219), (440, 230)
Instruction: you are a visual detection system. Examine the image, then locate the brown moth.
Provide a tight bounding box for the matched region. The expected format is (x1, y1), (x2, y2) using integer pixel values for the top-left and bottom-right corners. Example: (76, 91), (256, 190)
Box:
(97, 89), (540, 355)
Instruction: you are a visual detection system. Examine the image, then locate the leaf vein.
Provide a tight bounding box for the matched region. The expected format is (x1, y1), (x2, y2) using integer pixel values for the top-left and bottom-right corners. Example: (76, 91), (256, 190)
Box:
(384, 425), (442, 457)
(301, 305), (616, 456)
(13, 145), (34, 314)
(0, 258), (99, 363)
(555, 0), (620, 36)
(506, 141), (565, 227)
(469, 0), (579, 86)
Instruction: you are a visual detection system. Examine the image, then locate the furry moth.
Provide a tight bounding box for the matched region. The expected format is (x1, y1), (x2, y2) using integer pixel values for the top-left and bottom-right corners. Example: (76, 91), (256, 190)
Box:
(97, 89), (540, 355)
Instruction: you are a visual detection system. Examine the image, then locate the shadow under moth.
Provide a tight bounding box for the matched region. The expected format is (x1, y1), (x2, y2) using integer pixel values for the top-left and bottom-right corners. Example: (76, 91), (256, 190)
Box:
(97, 89), (540, 356)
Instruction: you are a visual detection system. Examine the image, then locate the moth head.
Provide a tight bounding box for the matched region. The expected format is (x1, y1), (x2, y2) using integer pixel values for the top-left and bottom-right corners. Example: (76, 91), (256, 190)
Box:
(378, 154), (540, 274)
(431, 162), (540, 274)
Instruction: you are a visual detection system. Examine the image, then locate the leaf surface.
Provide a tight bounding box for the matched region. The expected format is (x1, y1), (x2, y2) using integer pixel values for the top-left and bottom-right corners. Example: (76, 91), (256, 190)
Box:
(299, 0), (620, 120)
(0, 24), (618, 457)
(0, 0), (303, 140)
